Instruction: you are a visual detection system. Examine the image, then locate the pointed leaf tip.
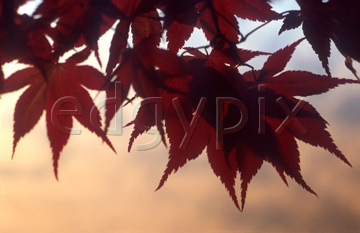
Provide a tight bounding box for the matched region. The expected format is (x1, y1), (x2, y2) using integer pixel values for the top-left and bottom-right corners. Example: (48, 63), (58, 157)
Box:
(261, 38), (305, 81)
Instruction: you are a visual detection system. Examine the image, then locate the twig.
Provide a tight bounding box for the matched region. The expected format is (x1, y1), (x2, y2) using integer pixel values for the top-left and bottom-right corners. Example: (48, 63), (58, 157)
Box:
(238, 10), (298, 43)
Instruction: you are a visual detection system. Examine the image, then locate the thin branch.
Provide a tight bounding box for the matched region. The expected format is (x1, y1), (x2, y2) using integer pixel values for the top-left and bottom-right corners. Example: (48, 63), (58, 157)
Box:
(180, 44), (212, 57)
(238, 10), (298, 43)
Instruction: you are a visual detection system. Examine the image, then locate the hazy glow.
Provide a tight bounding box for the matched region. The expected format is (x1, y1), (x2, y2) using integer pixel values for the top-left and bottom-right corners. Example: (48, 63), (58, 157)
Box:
(1, 0), (360, 232)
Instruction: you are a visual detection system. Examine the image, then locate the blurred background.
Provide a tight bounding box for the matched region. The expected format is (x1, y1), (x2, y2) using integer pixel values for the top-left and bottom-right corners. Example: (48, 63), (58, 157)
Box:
(1, 0), (360, 232)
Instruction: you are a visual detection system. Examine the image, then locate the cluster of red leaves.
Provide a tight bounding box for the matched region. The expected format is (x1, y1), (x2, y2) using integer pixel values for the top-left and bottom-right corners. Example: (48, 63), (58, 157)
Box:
(280, 0), (360, 78)
(0, 0), (359, 210)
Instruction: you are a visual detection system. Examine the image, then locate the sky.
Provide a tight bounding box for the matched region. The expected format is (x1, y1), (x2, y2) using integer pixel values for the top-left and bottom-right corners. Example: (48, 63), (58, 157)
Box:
(1, 0), (360, 233)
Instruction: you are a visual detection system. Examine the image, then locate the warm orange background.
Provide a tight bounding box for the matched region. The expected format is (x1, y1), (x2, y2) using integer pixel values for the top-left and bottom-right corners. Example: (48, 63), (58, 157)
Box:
(1, 1), (360, 232)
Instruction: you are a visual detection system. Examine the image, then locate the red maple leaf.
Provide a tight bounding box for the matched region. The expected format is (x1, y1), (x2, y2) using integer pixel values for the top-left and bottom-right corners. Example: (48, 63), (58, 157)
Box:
(106, 0), (162, 75)
(113, 41), (186, 150)
(34, 0), (121, 59)
(197, 0), (275, 48)
(132, 39), (358, 210)
(280, 0), (360, 78)
(1, 0), (359, 212)
(162, 0), (276, 53)
(0, 0), (48, 65)
(1, 57), (115, 179)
